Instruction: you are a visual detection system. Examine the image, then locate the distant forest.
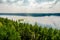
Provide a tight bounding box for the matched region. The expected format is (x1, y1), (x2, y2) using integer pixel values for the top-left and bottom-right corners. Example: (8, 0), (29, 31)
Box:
(0, 13), (60, 17)
(0, 17), (60, 40)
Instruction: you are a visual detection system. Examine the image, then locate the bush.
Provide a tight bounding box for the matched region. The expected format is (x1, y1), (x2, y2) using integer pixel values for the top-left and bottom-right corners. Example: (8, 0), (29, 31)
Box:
(0, 17), (60, 40)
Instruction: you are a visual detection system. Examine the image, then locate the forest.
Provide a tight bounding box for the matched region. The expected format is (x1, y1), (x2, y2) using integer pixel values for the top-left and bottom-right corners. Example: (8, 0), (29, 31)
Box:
(0, 17), (60, 40)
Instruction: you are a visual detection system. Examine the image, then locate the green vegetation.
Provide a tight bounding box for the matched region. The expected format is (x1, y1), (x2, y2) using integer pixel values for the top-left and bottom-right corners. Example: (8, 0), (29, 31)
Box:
(0, 17), (60, 40)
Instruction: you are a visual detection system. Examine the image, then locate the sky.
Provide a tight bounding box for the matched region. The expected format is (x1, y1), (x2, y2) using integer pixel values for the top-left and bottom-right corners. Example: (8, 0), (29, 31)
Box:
(0, 0), (60, 13)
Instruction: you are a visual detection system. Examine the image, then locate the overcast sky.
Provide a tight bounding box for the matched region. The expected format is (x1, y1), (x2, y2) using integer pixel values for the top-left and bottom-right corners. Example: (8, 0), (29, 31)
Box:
(0, 0), (60, 13)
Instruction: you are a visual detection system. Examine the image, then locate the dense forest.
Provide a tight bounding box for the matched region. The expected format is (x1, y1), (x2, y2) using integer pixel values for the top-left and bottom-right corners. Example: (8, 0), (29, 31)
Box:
(0, 17), (60, 40)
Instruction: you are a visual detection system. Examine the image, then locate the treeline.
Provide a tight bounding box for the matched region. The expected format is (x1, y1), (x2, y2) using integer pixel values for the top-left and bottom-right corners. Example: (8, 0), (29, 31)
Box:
(0, 17), (60, 40)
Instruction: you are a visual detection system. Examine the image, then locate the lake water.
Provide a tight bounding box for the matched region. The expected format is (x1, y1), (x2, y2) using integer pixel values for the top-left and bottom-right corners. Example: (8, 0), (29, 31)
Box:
(0, 13), (60, 29)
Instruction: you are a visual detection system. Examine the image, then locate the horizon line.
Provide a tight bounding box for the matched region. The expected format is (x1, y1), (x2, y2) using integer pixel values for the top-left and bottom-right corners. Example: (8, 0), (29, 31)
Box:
(0, 13), (60, 17)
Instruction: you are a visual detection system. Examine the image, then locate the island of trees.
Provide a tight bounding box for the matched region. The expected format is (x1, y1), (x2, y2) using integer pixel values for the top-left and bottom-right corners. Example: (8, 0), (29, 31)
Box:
(0, 17), (60, 40)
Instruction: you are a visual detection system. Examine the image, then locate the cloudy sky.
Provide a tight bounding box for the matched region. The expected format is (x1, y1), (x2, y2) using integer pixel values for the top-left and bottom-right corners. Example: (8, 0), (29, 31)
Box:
(0, 0), (60, 13)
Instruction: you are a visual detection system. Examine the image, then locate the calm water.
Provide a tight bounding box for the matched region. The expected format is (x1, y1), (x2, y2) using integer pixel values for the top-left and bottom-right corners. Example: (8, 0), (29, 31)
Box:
(0, 13), (60, 29)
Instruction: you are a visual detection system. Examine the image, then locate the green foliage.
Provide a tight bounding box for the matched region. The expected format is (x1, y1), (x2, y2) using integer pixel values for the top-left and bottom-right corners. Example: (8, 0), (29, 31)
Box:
(0, 18), (21, 40)
(0, 17), (60, 40)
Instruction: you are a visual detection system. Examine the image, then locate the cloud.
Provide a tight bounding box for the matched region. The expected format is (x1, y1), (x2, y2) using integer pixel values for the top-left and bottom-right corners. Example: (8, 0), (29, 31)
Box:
(0, 0), (58, 8)
(0, 0), (60, 13)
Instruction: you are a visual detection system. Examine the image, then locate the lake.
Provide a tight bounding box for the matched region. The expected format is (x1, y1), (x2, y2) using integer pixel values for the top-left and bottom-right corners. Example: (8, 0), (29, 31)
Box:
(0, 13), (60, 29)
